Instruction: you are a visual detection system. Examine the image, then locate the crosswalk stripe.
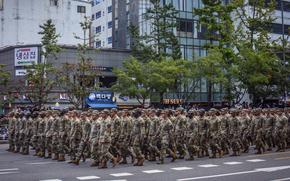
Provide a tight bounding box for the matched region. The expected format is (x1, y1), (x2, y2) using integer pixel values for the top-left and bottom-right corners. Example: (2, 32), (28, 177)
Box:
(246, 159), (265, 162)
(0, 168), (19, 172)
(0, 172), (19, 175)
(171, 167), (193, 171)
(27, 162), (53, 165)
(142, 170), (164, 174)
(198, 164), (219, 168)
(110, 173), (133, 177)
(271, 177), (290, 181)
(223, 162), (243, 165)
(39, 179), (62, 181)
(100, 180), (127, 181)
(76, 176), (100, 180)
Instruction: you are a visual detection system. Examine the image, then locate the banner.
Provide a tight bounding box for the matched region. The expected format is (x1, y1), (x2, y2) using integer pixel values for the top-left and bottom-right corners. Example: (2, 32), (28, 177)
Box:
(14, 47), (38, 66)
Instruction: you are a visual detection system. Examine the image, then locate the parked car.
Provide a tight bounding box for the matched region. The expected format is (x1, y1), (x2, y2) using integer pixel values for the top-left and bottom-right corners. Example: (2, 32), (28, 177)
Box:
(0, 126), (8, 140)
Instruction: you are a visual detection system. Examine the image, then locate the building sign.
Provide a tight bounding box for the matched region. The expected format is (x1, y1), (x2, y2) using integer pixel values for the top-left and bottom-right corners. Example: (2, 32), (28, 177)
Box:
(91, 66), (113, 72)
(162, 99), (184, 105)
(86, 91), (117, 108)
(15, 47), (38, 66)
(15, 69), (28, 76)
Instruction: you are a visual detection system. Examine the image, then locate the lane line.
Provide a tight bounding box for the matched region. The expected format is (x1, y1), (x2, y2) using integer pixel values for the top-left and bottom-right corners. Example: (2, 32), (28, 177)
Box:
(271, 178), (290, 181)
(223, 162), (243, 165)
(171, 167), (193, 171)
(100, 180), (127, 181)
(177, 170), (259, 181)
(142, 170), (164, 174)
(246, 159), (265, 162)
(0, 168), (19, 172)
(26, 162), (54, 165)
(247, 151), (290, 158)
(110, 173), (133, 177)
(275, 156), (290, 160)
(39, 179), (62, 181)
(76, 176), (100, 180)
(0, 171), (19, 175)
(198, 164), (219, 168)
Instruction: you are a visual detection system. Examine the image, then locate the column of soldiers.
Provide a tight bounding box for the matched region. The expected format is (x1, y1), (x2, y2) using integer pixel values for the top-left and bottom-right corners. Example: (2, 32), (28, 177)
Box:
(4, 107), (290, 168)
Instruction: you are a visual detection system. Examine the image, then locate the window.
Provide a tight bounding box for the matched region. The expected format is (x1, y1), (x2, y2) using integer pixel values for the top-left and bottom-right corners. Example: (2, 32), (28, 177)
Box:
(95, 0), (101, 5)
(107, 37), (112, 44)
(108, 21), (112, 29)
(96, 26), (101, 33)
(96, 41), (102, 48)
(0, 0), (3, 10)
(96, 11), (101, 19)
(92, 14), (95, 20)
(77, 6), (86, 13)
(108, 5), (112, 13)
(50, 0), (58, 6)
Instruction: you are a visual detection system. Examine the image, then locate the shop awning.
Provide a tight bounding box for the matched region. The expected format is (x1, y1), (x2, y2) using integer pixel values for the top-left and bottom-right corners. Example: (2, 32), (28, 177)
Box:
(87, 103), (117, 109)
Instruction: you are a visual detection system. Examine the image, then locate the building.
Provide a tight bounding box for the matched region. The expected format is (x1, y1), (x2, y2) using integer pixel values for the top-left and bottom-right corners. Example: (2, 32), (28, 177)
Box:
(91, 0), (113, 48)
(0, 45), (132, 112)
(0, 0), (92, 48)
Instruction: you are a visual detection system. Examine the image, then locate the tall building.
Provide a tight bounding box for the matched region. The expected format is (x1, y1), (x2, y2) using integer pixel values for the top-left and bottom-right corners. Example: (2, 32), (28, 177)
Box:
(0, 0), (92, 48)
(91, 0), (113, 48)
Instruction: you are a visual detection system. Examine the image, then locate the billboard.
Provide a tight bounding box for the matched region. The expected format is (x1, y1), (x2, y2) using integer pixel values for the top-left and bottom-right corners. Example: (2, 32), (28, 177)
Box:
(14, 47), (38, 66)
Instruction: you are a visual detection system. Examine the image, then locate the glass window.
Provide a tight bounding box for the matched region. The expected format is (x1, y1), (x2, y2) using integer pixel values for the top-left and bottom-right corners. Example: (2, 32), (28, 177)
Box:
(77, 6), (86, 13)
(96, 41), (102, 48)
(201, 78), (207, 92)
(91, 14), (95, 20)
(50, 0), (58, 6)
(186, 0), (192, 12)
(108, 37), (112, 44)
(0, 0), (3, 10)
(96, 11), (101, 19)
(96, 26), (101, 33)
(108, 21), (112, 29)
(95, 0), (101, 5)
(108, 5), (112, 13)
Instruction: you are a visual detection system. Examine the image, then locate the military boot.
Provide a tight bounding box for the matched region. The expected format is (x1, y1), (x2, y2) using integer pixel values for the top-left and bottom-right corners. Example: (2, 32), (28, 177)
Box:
(112, 157), (118, 167)
(73, 158), (80, 165)
(90, 160), (99, 167)
(58, 154), (65, 162)
(52, 154), (59, 160)
(98, 159), (108, 169)
(157, 158), (164, 164)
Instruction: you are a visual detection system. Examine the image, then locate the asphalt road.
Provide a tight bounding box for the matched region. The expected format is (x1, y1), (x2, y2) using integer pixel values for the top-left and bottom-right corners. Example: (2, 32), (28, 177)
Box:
(0, 144), (290, 181)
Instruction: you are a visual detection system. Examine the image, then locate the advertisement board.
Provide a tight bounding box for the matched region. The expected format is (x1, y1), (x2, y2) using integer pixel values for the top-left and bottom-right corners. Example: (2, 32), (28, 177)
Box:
(14, 47), (38, 66)
(86, 91), (117, 108)
(15, 69), (28, 76)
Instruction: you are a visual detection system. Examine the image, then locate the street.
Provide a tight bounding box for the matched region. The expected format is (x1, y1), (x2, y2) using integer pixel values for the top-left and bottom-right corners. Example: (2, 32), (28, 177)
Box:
(0, 144), (289, 181)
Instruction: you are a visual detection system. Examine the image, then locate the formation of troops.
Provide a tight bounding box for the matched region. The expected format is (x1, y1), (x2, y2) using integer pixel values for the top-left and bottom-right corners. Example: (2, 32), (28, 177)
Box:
(2, 107), (290, 169)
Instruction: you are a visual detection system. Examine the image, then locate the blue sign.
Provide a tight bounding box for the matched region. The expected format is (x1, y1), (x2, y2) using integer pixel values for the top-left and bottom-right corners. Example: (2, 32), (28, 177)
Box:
(86, 91), (117, 109)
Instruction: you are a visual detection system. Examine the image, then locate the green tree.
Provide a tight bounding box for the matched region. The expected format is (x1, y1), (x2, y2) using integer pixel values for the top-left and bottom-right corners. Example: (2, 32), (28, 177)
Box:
(0, 64), (9, 86)
(24, 19), (60, 109)
(58, 17), (99, 109)
(130, 0), (181, 61)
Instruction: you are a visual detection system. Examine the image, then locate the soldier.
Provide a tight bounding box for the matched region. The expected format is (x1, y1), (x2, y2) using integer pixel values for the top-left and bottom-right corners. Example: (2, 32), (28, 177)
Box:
(31, 112), (40, 156)
(229, 109), (242, 156)
(254, 109), (266, 154)
(198, 110), (210, 157)
(90, 111), (101, 167)
(7, 112), (16, 152)
(265, 109), (276, 151)
(57, 111), (69, 161)
(44, 111), (54, 159)
(73, 112), (92, 165)
(37, 112), (47, 157)
(110, 108), (122, 162)
(147, 110), (161, 162)
(22, 113), (33, 155)
(208, 109), (223, 158)
(157, 110), (176, 164)
(186, 110), (199, 160)
(276, 109), (288, 152)
(51, 111), (60, 160)
(174, 108), (188, 159)
(68, 111), (83, 163)
(99, 110), (117, 168)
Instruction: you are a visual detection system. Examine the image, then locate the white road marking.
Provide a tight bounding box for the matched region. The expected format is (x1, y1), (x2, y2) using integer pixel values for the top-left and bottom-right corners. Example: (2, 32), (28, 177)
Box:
(26, 162), (54, 165)
(76, 176), (100, 180)
(246, 159), (265, 162)
(271, 178), (290, 181)
(0, 168), (19, 172)
(110, 173), (133, 177)
(0, 171), (19, 175)
(171, 167), (193, 171)
(142, 170), (164, 174)
(101, 180), (127, 181)
(223, 162), (243, 165)
(177, 165), (290, 181)
(39, 179), (62, 181)
(198, 164), (219, 168)
(177, 170), (258, 181)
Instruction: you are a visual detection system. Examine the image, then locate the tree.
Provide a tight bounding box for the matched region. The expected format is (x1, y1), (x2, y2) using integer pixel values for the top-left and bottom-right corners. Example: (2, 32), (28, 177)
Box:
(194, 0), (239, 106)
(58, 17), (100, 110)
(130, 0), (181, 61)
(111, 57), (152, 107)
(24, 19), (61, 109)
(0, 64), (9, 86)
